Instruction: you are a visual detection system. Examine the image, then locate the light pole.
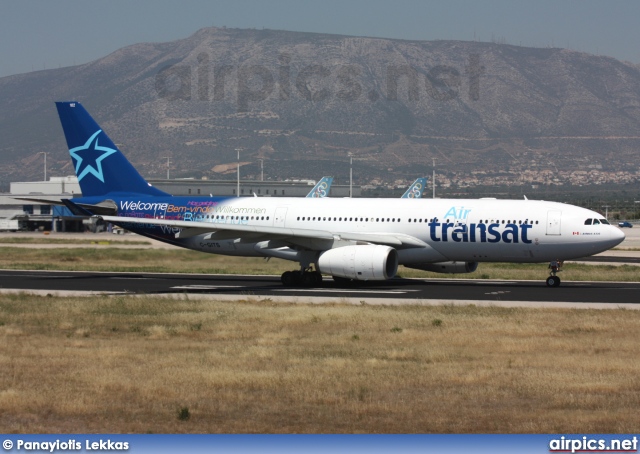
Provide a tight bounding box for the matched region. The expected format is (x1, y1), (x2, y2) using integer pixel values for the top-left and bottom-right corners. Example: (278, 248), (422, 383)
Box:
(163, 157), (171, 179)
(432, 158), (436, 198)
(348, 154), (353, 198)
(259, 159), (264, 181)
(602, 205), (610, 220)
(39, 152), (47, 181)
(235, 148), (242, 197)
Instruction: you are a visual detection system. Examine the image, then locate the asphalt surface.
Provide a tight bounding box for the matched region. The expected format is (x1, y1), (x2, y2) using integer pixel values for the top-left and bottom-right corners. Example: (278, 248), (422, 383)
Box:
(1, 229), (638, 308)
(1, 269), (639, 308)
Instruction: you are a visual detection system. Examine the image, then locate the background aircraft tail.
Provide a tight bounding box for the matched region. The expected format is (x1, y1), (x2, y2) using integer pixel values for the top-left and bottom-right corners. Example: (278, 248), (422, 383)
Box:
(401, 178), (428, 198)
(55, 102), (169, 198)
(306, 177), (333, 198)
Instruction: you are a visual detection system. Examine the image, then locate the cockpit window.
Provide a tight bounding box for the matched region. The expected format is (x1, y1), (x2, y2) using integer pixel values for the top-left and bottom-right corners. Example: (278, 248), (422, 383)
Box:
(600, 219), (610, 225)
(584, 219), (592, 225)
(593, 219), (600, 225)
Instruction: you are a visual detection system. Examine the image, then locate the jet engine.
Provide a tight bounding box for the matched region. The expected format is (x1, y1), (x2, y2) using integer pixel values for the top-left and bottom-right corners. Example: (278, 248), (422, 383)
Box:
(317, 245), (398, 280)
(405, 261), (478, 274)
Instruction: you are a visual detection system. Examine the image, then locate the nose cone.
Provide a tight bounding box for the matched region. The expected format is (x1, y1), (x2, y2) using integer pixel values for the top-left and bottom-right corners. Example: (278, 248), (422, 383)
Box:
(610, 226), (626, 248)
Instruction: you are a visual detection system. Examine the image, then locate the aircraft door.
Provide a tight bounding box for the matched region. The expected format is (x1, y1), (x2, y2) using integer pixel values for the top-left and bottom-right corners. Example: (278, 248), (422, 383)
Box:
(546, 210), (562, 235)
(274, 207), (288, 227)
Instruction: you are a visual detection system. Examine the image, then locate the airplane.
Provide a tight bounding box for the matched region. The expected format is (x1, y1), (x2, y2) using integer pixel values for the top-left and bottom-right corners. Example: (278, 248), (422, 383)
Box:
(51, 101), (625, 288)
(306, 177), (333, 198)
(401, 178), (427, 198)
(308, 177), (418, 199)
(309, 176), (415, 199)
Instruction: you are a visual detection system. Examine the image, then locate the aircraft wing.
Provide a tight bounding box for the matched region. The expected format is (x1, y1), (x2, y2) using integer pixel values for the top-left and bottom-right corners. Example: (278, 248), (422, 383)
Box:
(98, 215), (427, 250)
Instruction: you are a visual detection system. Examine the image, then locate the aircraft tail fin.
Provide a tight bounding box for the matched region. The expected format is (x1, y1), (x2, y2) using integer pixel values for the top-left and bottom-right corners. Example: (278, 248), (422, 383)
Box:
(401, 178), (428, 198)
(55, 102), (169, 198)
(306, 177), (333, 198)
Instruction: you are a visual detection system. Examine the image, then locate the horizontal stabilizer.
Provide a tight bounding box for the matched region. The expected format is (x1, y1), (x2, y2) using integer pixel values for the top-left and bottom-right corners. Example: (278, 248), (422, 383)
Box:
(62, 199), (117, 216)
(62, 199), (93, 216)
(12, 197), (66, 206)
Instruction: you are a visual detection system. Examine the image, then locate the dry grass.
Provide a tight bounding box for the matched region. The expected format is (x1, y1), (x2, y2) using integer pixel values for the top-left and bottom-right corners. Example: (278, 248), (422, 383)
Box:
(0, 247), (294, 275)
(0, 246), (639, 282)
(0, 237), (151, 245)
(1, 294), (639, 433)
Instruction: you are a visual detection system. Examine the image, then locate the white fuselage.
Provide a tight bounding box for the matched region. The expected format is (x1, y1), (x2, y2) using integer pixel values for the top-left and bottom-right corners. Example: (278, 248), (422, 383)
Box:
(163, 196), (624, 264)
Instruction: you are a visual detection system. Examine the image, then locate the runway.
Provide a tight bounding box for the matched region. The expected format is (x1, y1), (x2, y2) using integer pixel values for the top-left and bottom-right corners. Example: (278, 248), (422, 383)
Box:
(1, 229), (638, 308)
(1, 269), (639, 308)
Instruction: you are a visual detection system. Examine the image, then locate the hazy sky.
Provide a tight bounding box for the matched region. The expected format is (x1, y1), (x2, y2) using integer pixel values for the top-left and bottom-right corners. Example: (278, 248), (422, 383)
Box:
(2, 0), (639, 78)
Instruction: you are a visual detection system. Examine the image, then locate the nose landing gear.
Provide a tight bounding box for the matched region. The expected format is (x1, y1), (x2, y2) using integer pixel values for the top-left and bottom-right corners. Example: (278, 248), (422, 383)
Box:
(546, 259), (563, 287)
(546, 275), (561, 287)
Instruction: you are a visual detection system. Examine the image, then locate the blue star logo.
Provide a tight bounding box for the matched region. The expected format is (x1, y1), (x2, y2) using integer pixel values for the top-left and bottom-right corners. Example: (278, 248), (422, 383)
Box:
(69, 130), (118, 183)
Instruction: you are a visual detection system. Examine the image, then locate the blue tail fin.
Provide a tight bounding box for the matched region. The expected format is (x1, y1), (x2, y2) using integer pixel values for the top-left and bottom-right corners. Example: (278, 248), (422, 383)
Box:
(401, 177), (427, 198)
(306, 177), (333, 198)
(55, 102), (169, 197)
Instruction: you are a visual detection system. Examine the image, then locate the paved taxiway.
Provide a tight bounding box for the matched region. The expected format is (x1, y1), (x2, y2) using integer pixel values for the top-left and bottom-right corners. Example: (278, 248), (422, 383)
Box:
(1, 269), (639, 309)
(0, 228), (638, 308)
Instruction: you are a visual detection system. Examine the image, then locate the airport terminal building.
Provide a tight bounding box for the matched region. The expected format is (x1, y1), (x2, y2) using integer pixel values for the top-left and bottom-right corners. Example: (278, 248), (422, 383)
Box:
(0, 177), (360, 232)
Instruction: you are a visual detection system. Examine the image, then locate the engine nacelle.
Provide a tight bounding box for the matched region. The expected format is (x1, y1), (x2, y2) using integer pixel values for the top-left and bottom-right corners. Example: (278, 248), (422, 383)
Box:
(317, 245), (398, 281)
(406, 261), (478, 274)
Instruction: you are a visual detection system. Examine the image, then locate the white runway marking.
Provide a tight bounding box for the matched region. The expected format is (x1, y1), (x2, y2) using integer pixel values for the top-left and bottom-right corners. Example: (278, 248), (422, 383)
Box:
(275, 288), (418, 294)
(170, 285), (245, 290)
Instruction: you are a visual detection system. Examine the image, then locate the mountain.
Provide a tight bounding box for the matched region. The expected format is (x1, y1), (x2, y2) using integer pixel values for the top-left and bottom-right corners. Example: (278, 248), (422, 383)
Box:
(1, 27), (640, 189)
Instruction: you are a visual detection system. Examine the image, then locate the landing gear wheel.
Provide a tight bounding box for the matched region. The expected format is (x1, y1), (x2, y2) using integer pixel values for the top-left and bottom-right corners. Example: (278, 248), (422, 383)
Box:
(281, 271), (297, 286)
(546, 276), (561, 287)
(332, 276), (353, 286)
(304, 272), (322, 287)
(282, 270), (323, 287)
(302, 273), (315, 287)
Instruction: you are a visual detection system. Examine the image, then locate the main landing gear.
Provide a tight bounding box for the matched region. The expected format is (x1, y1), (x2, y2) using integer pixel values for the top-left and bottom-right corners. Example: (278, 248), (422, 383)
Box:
(281, 268), (323, 287)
